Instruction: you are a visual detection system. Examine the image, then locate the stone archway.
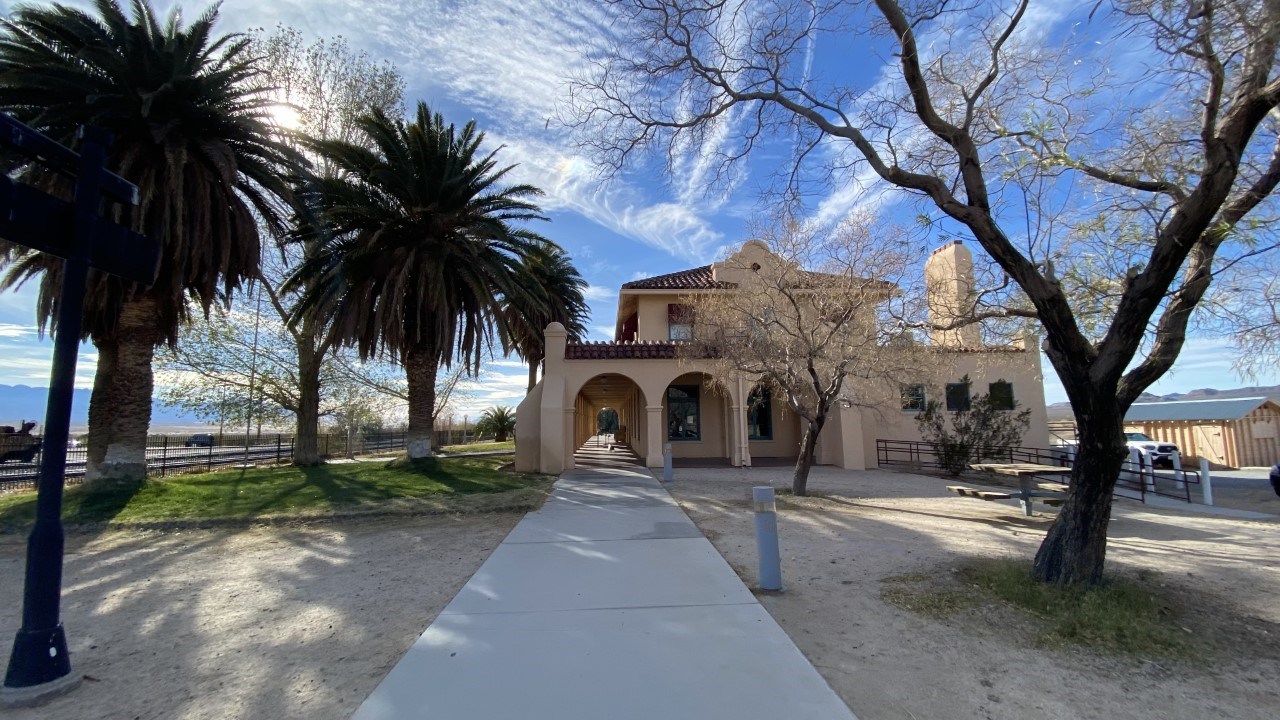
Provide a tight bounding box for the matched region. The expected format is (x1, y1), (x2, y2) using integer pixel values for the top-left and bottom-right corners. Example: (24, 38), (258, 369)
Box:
(658, 371), (738, 466)
(571, 373), (647, 467)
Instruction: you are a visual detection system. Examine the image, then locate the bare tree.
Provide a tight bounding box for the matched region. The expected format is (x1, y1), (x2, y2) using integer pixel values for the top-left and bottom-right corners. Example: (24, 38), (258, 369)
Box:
(681, 216), (932, 495)
(156, 307), (444, 436)
(572, 0), (1280, 585)
(328, 350), (467, 424)
(249, 27), (405, 464)
(1200, 253), (1280, 379)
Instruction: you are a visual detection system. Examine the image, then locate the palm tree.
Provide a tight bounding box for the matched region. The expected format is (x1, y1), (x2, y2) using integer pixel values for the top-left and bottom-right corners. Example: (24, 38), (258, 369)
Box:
(288, 102), (547, 459)
(501, 245), (590, 392)
(474, 406), (517, 443)
(0, 0), (296, 483)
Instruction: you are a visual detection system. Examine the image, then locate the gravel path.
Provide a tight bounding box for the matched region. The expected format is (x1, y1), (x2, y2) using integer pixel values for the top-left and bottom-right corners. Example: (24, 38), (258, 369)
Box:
(667, 465), (1280, 720)
(0, 515), (522, 719)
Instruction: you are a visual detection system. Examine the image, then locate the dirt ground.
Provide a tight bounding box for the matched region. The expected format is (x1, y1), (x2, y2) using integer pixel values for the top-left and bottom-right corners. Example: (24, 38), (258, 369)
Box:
(0, 514), (522, 719)
(667, 466), (1280, 720)
(1198, 469), (1280, 513)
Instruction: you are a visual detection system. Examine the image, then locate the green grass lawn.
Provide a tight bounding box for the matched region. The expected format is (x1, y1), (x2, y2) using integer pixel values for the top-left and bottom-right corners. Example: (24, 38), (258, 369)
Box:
(439, 440), (515, 453)
(0, 453), (548, 531)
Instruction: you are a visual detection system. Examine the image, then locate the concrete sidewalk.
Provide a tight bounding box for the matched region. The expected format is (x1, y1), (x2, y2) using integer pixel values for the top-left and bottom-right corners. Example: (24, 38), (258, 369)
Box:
(352, 465), (857, 719)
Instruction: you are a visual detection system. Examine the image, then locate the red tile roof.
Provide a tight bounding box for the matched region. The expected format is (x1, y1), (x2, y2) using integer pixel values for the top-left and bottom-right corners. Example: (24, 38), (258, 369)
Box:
(622, 264), (895, 292)
(566, 341), (680, 360)
(563, 340), (1023, 361)
(621, 265), (736, 290)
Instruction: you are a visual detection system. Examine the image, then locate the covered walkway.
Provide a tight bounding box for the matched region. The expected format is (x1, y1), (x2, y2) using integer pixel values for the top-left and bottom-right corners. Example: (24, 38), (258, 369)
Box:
(351, 463), (857, 720)
(573, 433), (642, 469)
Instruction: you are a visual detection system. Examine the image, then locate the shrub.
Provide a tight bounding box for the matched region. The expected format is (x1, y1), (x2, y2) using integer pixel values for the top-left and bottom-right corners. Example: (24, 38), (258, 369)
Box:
(916, 376), (1032, 475)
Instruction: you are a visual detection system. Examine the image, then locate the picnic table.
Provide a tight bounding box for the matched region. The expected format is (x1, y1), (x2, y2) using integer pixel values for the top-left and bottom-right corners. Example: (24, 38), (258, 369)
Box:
(951, 463), (1072, 516)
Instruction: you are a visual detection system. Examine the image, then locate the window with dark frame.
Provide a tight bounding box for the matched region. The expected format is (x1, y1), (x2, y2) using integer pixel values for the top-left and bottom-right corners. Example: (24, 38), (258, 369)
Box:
(748, 386), (773, 440)
(945, 382), (971, 412)
(667, 385), (701, 440)
(668, 303), (694, 341)
(988, 381), (1015, 411)
(900, 384), (926, 412)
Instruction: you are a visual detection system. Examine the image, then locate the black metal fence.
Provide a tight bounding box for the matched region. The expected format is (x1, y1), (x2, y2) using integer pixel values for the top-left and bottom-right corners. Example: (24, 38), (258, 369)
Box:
(875, 439), (1201, 504)
(0, 429), (486, 493)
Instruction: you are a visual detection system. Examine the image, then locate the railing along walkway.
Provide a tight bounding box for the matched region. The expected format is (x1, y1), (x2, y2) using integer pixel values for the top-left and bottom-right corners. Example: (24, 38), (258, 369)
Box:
(875, 439), (1203, 504)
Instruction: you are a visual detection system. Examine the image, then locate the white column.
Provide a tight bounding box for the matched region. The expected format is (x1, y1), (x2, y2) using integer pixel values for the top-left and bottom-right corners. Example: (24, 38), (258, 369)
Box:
(564, 407), (576, 470)
(646, 405), (665, 468)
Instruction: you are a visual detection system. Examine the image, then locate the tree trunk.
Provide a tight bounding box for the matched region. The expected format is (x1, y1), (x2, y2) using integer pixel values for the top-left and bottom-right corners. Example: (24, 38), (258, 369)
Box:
(792, 415), (826, 496)
(293, 338), (322, 466)
(85, 297), (159, 485)
(526, 351), (542, 393)
(1032, 409), (1127, 585)
(405, 346), (439, 459)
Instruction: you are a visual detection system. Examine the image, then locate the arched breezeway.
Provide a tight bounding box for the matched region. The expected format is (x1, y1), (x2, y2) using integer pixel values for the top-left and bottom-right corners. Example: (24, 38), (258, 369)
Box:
(563, 368), (804, 469)
(516, 324), (841, 475)
(571, 373), (647, 468)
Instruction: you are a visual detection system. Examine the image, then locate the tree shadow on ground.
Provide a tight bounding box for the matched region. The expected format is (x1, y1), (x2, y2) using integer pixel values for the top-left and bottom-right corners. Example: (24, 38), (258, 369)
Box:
(0, 513), (524, 720)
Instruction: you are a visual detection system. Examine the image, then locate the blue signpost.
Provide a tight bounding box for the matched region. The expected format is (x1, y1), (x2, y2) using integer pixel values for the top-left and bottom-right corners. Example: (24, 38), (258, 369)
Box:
(0, 115), (157, 705)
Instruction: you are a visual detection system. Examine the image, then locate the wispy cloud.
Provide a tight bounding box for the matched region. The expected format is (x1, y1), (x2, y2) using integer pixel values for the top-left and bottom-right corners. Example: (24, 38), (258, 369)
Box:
(0, 323), (37, 338)
(246, 0), (726, 262)
(490, 134), (725, 262)
(451, 367), (531, 417)
(582, 285), (614, 303)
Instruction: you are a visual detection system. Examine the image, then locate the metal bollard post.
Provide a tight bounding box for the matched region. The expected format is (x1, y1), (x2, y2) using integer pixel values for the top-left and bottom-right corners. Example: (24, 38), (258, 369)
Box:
(1172, 451), (1184, 491)
(1199, 457), (1214, 506)
(753, 486), (782, 591)
(663, 442), (673, 483)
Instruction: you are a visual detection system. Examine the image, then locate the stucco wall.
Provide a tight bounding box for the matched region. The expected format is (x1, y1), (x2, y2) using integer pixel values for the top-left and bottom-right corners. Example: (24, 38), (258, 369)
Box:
(633, 293), (684, 342)
(746, 390), (802, 458)
(861, 348), (1050, 467)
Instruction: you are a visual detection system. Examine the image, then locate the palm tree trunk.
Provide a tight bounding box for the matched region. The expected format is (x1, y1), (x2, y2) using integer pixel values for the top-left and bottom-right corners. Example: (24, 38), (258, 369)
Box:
(526, 351), (542, 393)
(405, 346), (439, 459)
(293, 337), (322, 466)
(85, 297), (159, 485)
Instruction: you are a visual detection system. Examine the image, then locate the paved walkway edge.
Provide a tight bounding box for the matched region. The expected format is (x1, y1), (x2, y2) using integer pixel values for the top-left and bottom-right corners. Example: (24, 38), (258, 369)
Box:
(351, 464), (858, 720)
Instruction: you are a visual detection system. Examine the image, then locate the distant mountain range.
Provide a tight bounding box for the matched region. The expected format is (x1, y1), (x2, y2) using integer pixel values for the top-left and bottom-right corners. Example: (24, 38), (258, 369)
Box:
(0, 383), (200, 430)
(1046, 384), (1280, 421)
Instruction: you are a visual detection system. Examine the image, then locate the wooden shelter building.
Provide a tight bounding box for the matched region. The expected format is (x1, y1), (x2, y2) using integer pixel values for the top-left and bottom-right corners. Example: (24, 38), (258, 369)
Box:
(1124, 397), (1280, 469)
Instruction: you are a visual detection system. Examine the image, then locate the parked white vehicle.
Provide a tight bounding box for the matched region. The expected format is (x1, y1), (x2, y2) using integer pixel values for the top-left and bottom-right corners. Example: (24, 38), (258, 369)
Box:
(1125, 432), (1179, 468)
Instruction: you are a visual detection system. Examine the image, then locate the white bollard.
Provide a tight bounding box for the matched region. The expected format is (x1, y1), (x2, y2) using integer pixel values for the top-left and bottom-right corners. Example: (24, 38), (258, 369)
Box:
(663, 442), (673, 483)
(1172, 451), (1184, 491)
(753, 486), (782, 591)
(1199, 456), (1214, 506)
(1127, 447), (1142, 488)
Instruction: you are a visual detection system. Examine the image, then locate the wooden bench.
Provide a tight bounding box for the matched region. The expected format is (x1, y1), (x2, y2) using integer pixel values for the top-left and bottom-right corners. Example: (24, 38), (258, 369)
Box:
(966, 463), (1073, 516)
(947, 483), (1065, 513)
(946, 485), (1012, 501)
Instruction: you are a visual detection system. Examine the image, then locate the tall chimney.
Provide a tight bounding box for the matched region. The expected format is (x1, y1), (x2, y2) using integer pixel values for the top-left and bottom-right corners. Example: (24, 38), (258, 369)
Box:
(925, 241), (981, 348)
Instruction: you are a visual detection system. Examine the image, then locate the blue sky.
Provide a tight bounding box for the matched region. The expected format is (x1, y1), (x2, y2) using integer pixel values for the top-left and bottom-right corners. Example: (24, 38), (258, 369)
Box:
(0, 0), (1273, 421)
